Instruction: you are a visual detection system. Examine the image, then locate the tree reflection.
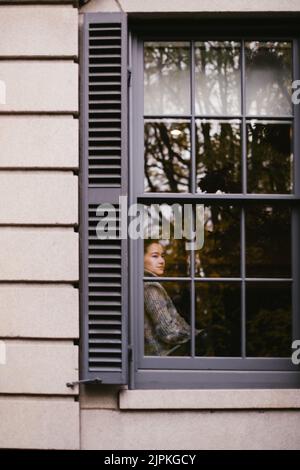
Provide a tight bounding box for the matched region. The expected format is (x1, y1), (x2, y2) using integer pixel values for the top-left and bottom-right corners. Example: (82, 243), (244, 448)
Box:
(247, 122), (292, 194)
(144, 42), (190, 115)
(195, 205), (240, 278)
(195, 282), (241, 357)
(246, 204), (291, 278)
(196, 120), (241, 193)
(163, 238), (190, 277)
(246, 283), (291, 357)
(195, 41), (241, 116)
(246, 42), (292, 116)
(144, 120), (190, 192)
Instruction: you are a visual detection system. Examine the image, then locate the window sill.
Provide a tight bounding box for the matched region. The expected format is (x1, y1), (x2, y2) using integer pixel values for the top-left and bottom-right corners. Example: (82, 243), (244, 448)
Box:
(119, 389), (300, 410)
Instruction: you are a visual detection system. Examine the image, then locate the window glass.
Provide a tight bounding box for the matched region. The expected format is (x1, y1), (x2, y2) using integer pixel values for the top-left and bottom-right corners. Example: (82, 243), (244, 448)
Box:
(246, 282), (292, 357)
(247, 121), (293, 193)
(144, 120), (190, 192)
(195, 205), (240, 278)
(142, 204), (191, 277)
(245, 41), (292, 116)
(195, 41), (241, 115)
(245, 205), (291, 278)
(139, 37), (296, 369)
(195, 282), (241, 357)
(144, 42), (190, 115)
(144, 265), (191, 357)
(196, 119), (241, 193)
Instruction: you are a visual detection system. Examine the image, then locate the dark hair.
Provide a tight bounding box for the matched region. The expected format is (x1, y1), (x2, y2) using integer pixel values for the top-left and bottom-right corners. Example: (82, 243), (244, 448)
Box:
(143, 239), (162, 254)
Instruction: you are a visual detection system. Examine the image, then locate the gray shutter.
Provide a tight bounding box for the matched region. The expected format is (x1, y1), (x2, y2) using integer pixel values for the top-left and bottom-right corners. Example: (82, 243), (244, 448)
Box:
(81, 13), (128, 384)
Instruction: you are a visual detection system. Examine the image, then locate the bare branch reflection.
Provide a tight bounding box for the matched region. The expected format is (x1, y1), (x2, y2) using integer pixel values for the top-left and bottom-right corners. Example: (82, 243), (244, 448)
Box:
(195, 41), (241, 115)
(144, 42), (190, 115)
(144, 120), (190, 192)
(246, 283), (291, 357)
(196, 120), (241, 193)
(247, 122), (292, 193)
(246, 42), (292, 116)
(195, 205), (240, 278)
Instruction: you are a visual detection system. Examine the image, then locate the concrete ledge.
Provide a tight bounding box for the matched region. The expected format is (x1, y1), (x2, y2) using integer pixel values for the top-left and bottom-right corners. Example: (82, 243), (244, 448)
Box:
(81, 408), (300, 449)
(119, 0), (300, 12)
(2, 1), (75, 3)
(80, 0), (120, 13)
(119, 389), (300, 409)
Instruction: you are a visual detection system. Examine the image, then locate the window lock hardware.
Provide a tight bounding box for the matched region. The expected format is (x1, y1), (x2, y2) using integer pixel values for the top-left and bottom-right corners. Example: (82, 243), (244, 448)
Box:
(66, 378), (103, 388)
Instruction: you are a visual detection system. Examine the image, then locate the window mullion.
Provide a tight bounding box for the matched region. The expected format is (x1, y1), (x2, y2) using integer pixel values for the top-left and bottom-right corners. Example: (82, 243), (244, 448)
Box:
(241, 207), (246, 358)
(292, 209), (300, 341)
(241, 40), (247, 359)
(293, 39), (300, 197)
(292, 39), (300, 341)
(190, 206), (196, 358)
(190, 40), (196, 195)
(190, 40), (196, 358)
(241, 39), (247, 195)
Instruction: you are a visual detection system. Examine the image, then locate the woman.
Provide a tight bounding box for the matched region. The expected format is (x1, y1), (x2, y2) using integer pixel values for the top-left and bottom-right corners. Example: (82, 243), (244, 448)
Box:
(144, 239), (195, 356)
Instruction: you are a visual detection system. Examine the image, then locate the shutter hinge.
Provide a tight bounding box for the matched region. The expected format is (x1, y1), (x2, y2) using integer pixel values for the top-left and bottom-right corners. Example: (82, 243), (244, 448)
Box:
(66, 377), (102, 388)
(127, 68), (132, 87)
(128, 344), (133, 363)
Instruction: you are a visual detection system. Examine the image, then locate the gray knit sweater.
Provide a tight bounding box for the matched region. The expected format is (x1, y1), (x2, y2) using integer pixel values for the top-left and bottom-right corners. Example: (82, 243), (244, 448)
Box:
(144, 270), (191, 356)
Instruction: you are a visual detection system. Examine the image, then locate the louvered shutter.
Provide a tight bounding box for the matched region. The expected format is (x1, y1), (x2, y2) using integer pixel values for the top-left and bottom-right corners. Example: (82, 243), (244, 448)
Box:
(81, 13), (128, 384)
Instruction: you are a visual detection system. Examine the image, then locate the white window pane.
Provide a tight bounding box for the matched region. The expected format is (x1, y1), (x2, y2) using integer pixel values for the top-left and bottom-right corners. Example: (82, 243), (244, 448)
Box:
(144, 42), (190, 115)
(246, 41), (292, 116)
(195, 41), (241, 116)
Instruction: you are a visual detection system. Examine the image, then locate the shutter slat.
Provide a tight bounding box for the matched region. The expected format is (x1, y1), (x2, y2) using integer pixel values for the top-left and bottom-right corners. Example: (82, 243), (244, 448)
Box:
(89, 319), (122, 325)
(90, 358), (122, 364)
(88, 165), (121, 170)
(90, 339), (122, 344)
(89, 348), (122, 353)
(89, 45), (121, 50)
(88, 255), (121, 260)
(88, 137), (121, 141)
(90, 72), (121, 78)
(89, 294), (121, 298)
(89, 283), (121, 288)
(89, 89), (121, 97)
(89, 118), (121, 122)
(89, 244), (121, 248)
(89, 329), (121, 335)
(89, 183), (121, 188)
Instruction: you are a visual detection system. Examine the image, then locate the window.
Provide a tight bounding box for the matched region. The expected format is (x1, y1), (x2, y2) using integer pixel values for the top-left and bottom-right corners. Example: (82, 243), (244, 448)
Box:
(81, 13), (300, 389)
(130, 23), (300, 389)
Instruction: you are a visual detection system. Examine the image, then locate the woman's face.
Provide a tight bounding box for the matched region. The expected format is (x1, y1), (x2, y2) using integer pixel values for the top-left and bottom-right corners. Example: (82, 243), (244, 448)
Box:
(144, 243), (165, 276)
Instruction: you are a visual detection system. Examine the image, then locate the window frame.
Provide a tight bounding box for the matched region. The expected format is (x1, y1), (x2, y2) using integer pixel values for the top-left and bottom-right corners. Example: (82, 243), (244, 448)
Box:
(128, 19), (300, 389)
